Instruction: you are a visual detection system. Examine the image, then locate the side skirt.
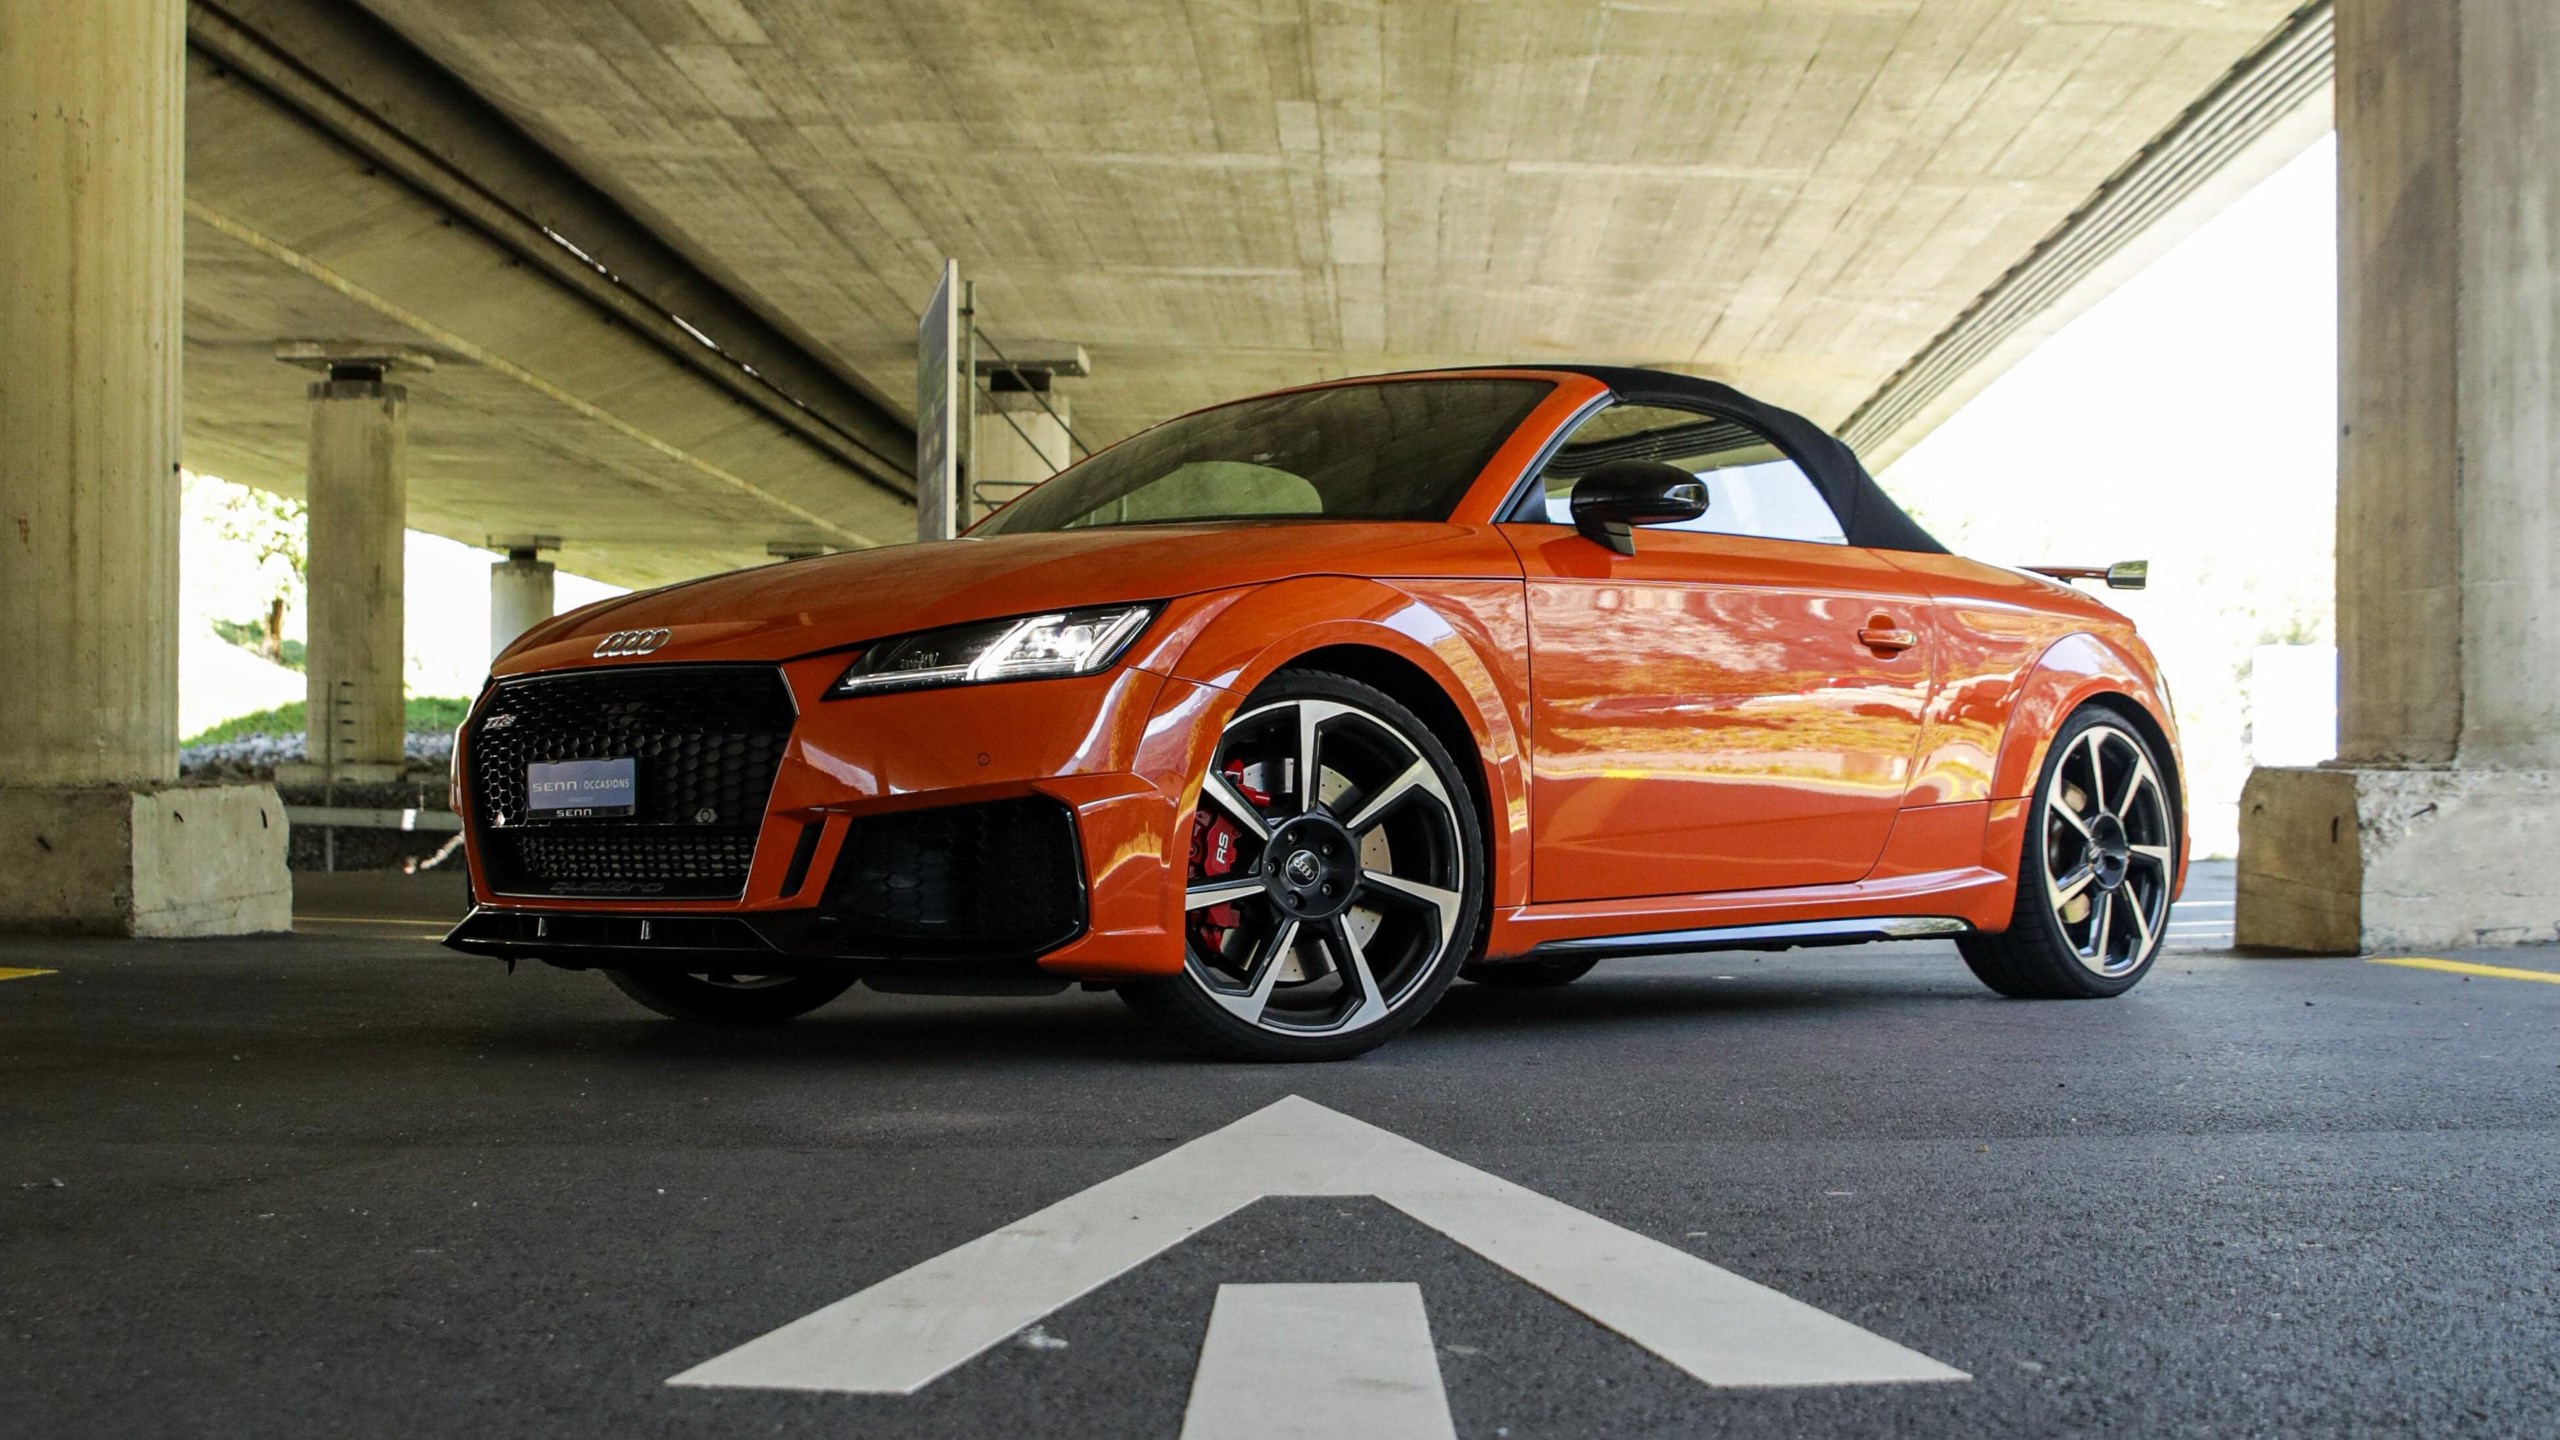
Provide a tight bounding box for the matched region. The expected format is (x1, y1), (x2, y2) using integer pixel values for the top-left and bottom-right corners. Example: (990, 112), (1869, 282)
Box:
(1488, 863), (2016, 963)
(1529, 915), (1970, 962)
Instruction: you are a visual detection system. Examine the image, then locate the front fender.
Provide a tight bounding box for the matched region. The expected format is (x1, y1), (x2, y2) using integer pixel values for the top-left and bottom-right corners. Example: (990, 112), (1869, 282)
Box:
(1154, 576), (1535, 912)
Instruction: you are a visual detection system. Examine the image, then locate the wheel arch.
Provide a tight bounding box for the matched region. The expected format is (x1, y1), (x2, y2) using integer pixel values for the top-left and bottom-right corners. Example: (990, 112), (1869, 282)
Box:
(1159, 577), (1532, 912)
(1277, 643), (1502, 957)
(1989, 632), (2190, 894)
(1990, 635), (2178, 795)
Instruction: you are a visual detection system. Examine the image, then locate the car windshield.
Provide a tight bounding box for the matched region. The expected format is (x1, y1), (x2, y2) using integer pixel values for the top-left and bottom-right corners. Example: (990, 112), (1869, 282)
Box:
(973, 378), (1553, 535)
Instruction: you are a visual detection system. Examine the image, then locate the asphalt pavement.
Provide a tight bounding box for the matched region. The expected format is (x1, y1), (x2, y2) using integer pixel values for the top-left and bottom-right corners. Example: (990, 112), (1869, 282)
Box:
(3, 862), (2554, 1438)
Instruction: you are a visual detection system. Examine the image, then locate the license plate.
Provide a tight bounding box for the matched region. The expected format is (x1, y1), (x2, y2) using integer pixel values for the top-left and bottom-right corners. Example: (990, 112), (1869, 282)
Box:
(526, 758), (636, 819)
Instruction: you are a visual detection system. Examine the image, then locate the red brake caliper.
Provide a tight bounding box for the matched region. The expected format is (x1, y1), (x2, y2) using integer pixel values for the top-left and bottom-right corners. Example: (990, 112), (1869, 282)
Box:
(1188, 762), (1270, 955)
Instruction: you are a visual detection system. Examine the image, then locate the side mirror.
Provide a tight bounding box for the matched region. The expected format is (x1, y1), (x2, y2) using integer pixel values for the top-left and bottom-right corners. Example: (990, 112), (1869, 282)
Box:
(1568, 460), (1708, 556)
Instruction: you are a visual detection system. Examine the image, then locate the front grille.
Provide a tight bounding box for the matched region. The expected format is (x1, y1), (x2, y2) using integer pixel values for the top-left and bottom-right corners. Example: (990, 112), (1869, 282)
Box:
(821, 798), (1084, 957)
(469, 665), (795, 898)
(504, 830), (762, 894)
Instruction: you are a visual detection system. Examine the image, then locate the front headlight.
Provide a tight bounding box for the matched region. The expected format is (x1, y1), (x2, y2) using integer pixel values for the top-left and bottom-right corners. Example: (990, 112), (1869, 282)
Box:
(827, 604), (1156, 697)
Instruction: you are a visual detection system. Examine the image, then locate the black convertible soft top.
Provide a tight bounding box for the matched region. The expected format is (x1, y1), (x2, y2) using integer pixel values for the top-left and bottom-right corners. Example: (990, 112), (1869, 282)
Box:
(1500, 364), (1947, 555)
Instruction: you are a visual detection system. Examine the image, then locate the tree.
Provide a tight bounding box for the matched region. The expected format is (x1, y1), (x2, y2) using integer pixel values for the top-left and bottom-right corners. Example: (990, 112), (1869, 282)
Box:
(208, 483), (307, 662)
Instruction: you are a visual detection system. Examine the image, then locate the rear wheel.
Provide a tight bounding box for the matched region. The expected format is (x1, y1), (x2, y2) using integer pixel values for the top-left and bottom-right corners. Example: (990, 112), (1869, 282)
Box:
(1959, 707), (2177, 999)
(604, 968), (853, 1024)
(1122, 670), (1485, 1061)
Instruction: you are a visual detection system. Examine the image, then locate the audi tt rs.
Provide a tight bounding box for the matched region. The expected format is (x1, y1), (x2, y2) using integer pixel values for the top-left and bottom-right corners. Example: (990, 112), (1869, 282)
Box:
(446, 366), (2185, 1060)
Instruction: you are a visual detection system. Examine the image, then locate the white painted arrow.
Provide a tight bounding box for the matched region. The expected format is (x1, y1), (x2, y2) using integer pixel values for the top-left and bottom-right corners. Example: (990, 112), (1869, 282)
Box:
(668, 1095), (1966, 1395)
(1181, 1284), (1456, 1440)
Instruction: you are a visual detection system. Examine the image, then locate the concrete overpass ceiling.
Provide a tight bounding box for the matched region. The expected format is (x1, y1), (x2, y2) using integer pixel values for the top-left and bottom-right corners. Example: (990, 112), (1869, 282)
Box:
(182, 1), (919, 588)
(355, 0), (2312, 450)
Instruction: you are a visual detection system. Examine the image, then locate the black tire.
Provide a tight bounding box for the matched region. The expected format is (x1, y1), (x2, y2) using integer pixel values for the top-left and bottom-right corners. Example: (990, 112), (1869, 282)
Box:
(603, 968), (854, 1024)
(1959, 705), (2179, 999)
(1123, 669), (1486, 1062)
(1461, 955), (1600, 987)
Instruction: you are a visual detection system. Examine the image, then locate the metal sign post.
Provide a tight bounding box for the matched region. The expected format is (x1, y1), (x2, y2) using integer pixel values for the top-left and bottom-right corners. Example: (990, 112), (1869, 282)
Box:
(913, 259), (962, 541)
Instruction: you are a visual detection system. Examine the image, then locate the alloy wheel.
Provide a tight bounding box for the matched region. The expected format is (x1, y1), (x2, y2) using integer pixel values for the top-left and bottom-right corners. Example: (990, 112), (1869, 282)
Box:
(2041, 722), (2175, 977)
(1183, 697), (1467, 1036)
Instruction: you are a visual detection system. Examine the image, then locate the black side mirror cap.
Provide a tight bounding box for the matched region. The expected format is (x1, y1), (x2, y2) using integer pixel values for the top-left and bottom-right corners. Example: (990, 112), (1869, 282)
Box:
(1569, 460), (1709, 556)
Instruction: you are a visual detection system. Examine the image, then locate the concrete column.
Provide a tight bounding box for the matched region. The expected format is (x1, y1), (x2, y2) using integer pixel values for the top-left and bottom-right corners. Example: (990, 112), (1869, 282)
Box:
(0, 0), (288, 936)
(0, 0), (184, 787)
(300, 367), (410, 780)
(970, 388), (1073, 524)
(2238, 0), (2560, 952)
(489, 548), (556, 661)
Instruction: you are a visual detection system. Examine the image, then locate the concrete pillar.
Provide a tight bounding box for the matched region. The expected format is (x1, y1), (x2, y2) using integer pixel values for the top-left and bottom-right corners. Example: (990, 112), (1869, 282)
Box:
(2237, 0), (2560, 953)
(970, 388), (1073, 524)
(299, 366), (410, 781)
(0, 0), (288, 935)
(489, 548), (556, 661)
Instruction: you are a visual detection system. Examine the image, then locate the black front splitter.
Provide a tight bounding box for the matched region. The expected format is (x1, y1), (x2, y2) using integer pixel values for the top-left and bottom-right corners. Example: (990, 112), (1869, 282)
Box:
(440, 907), (1073, 994)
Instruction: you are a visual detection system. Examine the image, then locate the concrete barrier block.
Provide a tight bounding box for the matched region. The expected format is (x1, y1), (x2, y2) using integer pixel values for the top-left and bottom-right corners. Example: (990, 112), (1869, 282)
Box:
(0, 782), (292, 937)
(2238, 765), (2560, 954)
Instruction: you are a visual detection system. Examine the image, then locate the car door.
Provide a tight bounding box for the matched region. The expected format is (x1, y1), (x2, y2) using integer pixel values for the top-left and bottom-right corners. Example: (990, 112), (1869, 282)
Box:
(1497, 402), (1934, 903)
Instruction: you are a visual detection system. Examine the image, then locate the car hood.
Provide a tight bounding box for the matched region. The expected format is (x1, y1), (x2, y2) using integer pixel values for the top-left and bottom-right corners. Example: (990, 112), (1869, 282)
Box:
(494, 521), (1511, 675)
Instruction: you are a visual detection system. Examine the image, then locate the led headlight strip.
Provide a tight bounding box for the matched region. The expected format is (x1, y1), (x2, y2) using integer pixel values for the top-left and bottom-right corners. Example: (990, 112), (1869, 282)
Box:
(828, 604), (1156, 697)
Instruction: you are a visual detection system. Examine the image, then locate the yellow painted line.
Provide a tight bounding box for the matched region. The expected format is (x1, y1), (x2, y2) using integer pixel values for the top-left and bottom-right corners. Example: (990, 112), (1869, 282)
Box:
(0, 967), (58, 982)
(2368, 956), (2560, 986)
(296, 916), (456, 929)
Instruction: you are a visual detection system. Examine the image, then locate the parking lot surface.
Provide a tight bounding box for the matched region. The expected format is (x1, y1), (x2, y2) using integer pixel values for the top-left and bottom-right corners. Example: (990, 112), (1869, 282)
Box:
(4, 864), (2555, 1438)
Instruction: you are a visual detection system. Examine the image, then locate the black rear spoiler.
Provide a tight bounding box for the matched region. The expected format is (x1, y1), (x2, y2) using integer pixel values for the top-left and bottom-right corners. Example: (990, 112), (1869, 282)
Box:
(2024, 561), (2147, 591)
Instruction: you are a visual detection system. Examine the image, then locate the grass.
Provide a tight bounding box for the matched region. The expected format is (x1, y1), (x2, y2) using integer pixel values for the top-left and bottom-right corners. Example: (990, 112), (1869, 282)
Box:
(183, 695), (473, 747)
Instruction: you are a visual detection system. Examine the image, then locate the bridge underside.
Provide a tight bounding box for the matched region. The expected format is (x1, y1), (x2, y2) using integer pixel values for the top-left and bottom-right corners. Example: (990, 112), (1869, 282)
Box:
(182, 0), (2326, 588)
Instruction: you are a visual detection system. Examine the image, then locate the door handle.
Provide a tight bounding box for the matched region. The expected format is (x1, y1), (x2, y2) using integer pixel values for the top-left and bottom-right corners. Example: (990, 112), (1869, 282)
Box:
(1857, 619), (1918, 654)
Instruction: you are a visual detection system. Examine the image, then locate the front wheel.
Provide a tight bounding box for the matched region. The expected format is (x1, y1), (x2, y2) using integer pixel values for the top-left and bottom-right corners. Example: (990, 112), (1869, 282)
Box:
(604, 968), (853, 1024)
(1122, 670), (1486, 1061)
(1959, 706), (2178, 999)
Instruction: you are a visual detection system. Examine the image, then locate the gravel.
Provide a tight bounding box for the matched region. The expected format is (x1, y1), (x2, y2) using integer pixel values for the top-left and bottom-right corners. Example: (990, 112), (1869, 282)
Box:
(180, 730), (455, 782)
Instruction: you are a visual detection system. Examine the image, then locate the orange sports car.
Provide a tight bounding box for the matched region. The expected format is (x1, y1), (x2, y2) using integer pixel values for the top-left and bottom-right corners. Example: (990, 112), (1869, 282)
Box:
(446, 367), (2185, 1060)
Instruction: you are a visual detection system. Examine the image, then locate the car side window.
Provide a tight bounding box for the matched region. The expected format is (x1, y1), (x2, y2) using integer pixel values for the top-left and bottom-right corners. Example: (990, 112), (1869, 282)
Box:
(1530, 402), (1848, 545)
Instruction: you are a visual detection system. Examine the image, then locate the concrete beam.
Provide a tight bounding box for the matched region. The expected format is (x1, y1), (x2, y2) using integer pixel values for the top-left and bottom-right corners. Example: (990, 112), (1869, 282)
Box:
(185, 0), (915, 496)
(1843, 2), (2337, 469)
(182, 47), (916, 582)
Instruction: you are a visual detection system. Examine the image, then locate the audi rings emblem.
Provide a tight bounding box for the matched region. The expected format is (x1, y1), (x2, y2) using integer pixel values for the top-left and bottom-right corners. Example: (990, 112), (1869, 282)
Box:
(592, 627), (673, 658)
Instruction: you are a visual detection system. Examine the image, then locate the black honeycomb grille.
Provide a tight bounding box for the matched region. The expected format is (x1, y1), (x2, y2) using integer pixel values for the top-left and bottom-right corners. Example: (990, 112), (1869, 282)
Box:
(504, 831), (762, 894)
(469, 665), (795, 898)
(822, 798), (1084, 957)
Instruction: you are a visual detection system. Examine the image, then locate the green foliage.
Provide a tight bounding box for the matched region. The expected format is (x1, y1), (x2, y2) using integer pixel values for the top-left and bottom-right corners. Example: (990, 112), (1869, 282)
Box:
(189, 475), (308, 661)
(183, 695), (473, 747)
(405, 695), (472, 733)
(210, 618), (305, 670)
(2255, 610), (2328, 647)
(207, 483), (308, 589)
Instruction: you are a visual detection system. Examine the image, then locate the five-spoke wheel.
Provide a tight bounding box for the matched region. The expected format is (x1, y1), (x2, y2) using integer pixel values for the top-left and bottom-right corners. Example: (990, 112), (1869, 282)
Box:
(1960, 707), (2178, 998)
(1123, 670), (1484, 1060)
